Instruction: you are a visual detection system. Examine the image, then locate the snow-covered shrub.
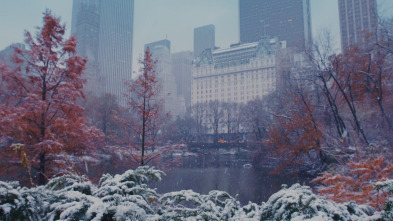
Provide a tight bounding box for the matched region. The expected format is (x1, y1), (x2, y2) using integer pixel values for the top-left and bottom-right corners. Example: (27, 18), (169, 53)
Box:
(0, 181), (25, 220)
(157, 189), (202, 219)
(45, 190), (106, 221)
(46, 173), (95, 195)
(17, 186), (52, 221)
(259, 183), (374, 221)
(93, 166), (164, 220)
(157, 189), (241, 220)
(375, 179), (393, 220)
(201, 190), (241, 220)
(231, 201), (261, 221)
(1, 167), (390, 220)
(42, 166), (163, 220)
(96, 166), (164, 199)
(42, 173), (104, 220)
(0, 181), (50, 221)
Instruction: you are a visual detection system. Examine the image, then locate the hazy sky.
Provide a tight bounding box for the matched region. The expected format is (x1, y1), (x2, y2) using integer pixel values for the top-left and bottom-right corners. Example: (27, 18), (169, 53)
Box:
(1, 0), (392, 72)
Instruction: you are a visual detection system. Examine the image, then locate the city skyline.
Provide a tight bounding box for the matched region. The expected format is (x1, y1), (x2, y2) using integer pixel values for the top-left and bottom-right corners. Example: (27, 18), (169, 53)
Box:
(1, 1), (393, 74)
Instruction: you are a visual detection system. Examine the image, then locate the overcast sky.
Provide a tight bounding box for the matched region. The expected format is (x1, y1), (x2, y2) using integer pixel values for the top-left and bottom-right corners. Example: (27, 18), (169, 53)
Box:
(1, 0), (392, 72)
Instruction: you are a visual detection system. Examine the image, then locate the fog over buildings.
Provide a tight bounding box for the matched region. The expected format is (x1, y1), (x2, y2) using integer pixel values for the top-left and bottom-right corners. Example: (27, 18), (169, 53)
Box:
(190, 0), (313, 107)
(1, 0), (393, 114)
(171, 51), (193, 111)
(71, 0), (101, 94)
(239, 0), (312, 51)
(1, 2), (393, 213)
(194, 24), (216, 58)
(145, 40), (186, 117)
(71, 0), (134, 104)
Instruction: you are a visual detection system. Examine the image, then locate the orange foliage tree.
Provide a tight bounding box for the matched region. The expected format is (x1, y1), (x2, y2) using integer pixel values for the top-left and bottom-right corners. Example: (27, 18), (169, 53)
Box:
(313, 157), (393, 209)
(265, 93), (324, 174)
(0, 11), (103, 185)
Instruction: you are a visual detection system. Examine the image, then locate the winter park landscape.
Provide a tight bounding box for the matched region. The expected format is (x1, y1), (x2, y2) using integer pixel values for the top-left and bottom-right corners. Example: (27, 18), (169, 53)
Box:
(1, 0), (393, 220)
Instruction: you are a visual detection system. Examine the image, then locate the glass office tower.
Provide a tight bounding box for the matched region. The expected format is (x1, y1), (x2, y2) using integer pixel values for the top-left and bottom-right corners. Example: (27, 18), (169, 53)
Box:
(72, 0), (134, 104)
(194, 24), (215, 58)
(338, 0), (378, 50)
(239, 0), (312, 51)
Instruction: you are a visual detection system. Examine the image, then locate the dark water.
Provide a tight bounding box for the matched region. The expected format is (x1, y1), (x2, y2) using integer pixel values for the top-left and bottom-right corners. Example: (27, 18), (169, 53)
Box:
(154, 148), (313, 204)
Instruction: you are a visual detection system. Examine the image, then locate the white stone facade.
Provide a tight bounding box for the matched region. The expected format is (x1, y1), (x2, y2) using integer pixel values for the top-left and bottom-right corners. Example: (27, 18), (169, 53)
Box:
(191, 38), (285, 105)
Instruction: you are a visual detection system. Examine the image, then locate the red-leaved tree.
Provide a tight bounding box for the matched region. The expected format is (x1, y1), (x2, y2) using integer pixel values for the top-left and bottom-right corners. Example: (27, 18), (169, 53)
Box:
(313, 156), (393, 209)
(125, 49), (169, 166)
(265, 93), (324, 174)
(0, 11), (103, 185)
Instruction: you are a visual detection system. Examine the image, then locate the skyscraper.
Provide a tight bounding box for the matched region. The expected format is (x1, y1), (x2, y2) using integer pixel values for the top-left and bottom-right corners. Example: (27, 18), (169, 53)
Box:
(145, 40), (186, 117)
(71, 0), (101, 94)
(338, 0), (378, 50)
(194, 24), (215, 58)
(98, 0), (134, 104)
(239, 0), (312, 51)
(71, 0), (134, 103)
(172, 51), (193, 111)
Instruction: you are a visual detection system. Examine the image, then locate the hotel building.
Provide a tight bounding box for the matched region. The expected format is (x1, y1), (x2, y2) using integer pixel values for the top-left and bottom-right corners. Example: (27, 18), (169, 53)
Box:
(191, 37), (287, 105)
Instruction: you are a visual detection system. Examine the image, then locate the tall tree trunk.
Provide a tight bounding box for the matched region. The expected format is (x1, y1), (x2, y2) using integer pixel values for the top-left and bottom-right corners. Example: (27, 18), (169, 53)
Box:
(375, 68), (393, 130)
(141, 96), (146, 166)
(299, 93), (326, 163)
(39, 113), (47, 185)
(329, 70), (369, 145)
(319, 75), (347, 138)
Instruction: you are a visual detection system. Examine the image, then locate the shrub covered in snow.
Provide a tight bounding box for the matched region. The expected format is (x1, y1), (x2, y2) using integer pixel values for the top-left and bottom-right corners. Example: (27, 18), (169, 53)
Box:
(260, 184), (376, 221)
(375, 179), (393, 220)
(156, 189), (241, 220)
(0, 166), (164, 221)
(93, 166), (164, 220)
(0, 167), (391, 220)
(0, 181), (50, 221)
(46, 190), (105, 220)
